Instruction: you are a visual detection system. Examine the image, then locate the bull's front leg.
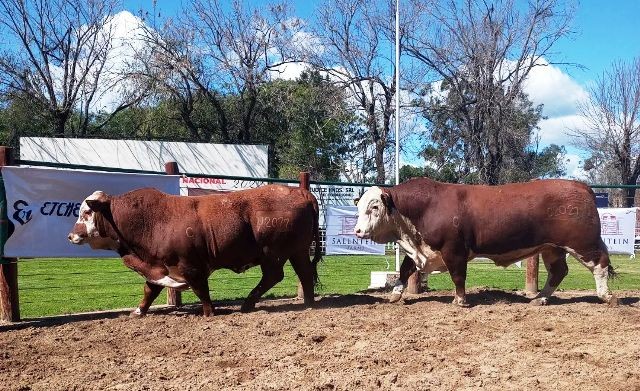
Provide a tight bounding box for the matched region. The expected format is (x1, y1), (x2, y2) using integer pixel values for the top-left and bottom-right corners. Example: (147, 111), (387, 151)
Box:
(389, 255), (416, 303)
(123, 255), (167, 317)
(130, 282), (164, 317)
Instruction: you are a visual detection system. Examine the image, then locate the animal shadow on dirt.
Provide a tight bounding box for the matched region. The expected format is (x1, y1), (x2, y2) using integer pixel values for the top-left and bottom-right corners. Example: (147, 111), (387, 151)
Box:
(402, 289), (531, 306)
(154, 293), (387, 316)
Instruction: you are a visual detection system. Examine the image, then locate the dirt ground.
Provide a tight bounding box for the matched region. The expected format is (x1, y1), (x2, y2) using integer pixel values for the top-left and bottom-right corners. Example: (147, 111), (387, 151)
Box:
(2, 289), (640, 391)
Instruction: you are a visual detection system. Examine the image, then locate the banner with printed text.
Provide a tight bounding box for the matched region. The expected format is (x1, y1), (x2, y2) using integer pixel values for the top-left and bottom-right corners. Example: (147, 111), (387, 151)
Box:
(325, 205), (385, 255)
(2, 167), (180, 258)
(598, 207), (636, 255)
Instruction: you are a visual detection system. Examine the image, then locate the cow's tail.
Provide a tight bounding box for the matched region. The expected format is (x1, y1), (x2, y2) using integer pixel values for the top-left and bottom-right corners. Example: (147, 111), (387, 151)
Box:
(311, 195), (323, 286)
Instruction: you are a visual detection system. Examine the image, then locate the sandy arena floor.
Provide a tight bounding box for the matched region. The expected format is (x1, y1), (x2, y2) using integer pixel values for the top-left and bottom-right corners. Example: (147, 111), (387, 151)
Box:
(1, 289), (640, 391)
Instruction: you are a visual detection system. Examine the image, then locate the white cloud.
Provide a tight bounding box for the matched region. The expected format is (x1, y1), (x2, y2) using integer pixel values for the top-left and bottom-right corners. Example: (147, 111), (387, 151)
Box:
(520, 58), (594, 151)
(523, 59), (589, 118)
(537, 114), (589, 146)
(269, 61), (310, 80)
(562, 153), (587, 180)
(89, 10), (147, 112)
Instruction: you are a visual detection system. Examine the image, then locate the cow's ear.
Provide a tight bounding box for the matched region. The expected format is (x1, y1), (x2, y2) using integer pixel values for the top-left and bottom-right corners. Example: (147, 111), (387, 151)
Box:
(380, 191), (394, 214)
(86, 198), (110, 213)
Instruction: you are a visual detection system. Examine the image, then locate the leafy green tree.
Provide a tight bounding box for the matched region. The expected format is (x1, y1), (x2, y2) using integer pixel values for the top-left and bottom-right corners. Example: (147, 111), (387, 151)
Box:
(255, 70), (356, 180)
(419, 77), (564, 183)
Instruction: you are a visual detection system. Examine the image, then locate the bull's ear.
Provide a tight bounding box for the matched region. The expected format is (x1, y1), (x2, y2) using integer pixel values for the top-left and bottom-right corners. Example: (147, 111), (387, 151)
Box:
(86, 197), (111, 213)
(380, 191), (394, 214)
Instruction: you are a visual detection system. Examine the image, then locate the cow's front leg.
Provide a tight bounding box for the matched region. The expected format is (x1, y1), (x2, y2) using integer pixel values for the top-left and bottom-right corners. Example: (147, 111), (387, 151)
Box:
(130, 282), (164, 317)
(241, 262), (285, 312)
(389, 255), (416, 303)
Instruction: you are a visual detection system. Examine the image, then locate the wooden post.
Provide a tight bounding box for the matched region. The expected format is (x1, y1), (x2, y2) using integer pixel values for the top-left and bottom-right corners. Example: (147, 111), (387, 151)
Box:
(164, 161), (182, 307)
(297, 172), (311, 299)
(0, 146), (19, 322)
(406, 271), (423, 294)
(525, 254), (540, 293)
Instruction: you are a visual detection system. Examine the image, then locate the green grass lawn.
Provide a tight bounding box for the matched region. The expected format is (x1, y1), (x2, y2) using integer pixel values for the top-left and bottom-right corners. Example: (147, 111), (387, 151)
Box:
(16, 254), (640, 319)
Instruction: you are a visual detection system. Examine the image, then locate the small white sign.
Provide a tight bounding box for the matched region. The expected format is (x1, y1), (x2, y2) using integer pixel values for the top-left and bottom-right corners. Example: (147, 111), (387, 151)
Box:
(325, 205), (385, 255)
(598, 207), (636, 255)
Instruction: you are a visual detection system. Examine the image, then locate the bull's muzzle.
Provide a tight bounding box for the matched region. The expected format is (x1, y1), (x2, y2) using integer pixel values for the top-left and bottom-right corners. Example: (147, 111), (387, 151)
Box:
(354, 227), (369, 239)
(68, 223), (88, 244)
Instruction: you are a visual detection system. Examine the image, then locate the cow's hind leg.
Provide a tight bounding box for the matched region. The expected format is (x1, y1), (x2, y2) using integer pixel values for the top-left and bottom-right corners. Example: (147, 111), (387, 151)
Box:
(241, 261), (285, 312)
(531, 248), (568, 306)
(389, 255), (416, 303)
(289, 253), (315, 307)
(569, 241), (618, 305)
(130, 282), (164, 317)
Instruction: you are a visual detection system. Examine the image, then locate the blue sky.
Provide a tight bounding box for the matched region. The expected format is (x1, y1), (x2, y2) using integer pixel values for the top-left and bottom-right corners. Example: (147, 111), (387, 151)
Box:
(119, 0), (640, 177)
(122, 0), (640, 84)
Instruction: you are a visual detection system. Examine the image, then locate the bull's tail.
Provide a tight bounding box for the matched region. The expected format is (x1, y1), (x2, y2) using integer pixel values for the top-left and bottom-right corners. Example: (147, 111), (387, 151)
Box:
(608, 262), (618, 280)
(311, 196), (323, 286)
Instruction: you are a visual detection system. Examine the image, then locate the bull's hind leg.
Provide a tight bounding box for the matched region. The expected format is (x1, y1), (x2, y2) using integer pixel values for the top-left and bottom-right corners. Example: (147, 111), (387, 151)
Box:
(241, 261), (286, 312)
(289, 253), (315, 307)
(183, 272), (214, 316)
(569, 241), (618, 305)
(131, 282), (164, 317)
(531, 248), (568, 306)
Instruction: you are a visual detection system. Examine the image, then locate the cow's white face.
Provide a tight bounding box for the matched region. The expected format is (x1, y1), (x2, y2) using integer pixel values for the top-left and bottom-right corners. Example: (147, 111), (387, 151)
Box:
(354, 186), (396, 243)
(68, 191), (116, 249)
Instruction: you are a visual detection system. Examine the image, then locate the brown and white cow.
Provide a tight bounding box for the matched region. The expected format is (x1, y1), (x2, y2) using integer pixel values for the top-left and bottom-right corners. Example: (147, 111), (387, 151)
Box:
(354, 177), (617, 306)
(68, 185), (321, 316)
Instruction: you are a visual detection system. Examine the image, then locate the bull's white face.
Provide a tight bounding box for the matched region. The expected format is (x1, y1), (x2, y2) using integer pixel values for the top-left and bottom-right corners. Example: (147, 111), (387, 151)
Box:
(68, 191), (114, 248)
(354, 186), (396, 243)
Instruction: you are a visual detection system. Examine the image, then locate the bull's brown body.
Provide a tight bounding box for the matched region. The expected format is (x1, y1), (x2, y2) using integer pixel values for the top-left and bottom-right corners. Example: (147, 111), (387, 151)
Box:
(70, 185), (321, 316)
(355, 177), (616, 306)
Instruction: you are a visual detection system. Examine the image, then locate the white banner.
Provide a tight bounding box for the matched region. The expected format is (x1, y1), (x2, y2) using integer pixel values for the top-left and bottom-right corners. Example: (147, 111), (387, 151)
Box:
(325, 205), (385, 255)
(2, 167), (180, 258)
(598, 207), (637, 255)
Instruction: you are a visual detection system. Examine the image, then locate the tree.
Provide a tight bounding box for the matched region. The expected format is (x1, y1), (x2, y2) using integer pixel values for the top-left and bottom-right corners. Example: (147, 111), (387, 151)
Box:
(137, 0), (297, 144)
(310, 0), (401, 184)
(571, 58), (640, 207)
(0, 0), (145, 137)
(405, 0), (574, 184)
(399, 164), (425, 182)
(255, 70), (356, 179)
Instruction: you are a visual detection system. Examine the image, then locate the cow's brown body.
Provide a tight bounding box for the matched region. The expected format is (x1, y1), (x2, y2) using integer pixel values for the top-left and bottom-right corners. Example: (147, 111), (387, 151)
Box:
(69, 185), (321, 316)
(354, 178), (616, 306)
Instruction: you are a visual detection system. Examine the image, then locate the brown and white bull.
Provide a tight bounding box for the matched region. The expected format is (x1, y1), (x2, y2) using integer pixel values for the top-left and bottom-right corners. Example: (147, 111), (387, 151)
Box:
(68, 185), (321, 316)
(354, 178), (617, 306)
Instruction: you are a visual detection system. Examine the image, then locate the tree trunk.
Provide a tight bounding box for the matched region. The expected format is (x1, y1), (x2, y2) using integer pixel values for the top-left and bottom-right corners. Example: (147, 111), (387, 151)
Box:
(53, 112), (68, 137)
(375, 140), (386, 184)
(624, 186), (637, 208)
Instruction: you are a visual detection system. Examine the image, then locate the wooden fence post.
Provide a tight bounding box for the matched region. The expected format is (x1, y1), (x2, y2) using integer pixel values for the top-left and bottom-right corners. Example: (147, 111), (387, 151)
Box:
(297, 172), (311, 299)
(164, 161), (182, 308)
(0, 146), (19, 322)
(525, 254), (539, 293)
(406, 270), (423, 294)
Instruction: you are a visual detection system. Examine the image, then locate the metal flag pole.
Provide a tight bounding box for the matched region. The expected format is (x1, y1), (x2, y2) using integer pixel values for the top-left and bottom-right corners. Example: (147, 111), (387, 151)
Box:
(395, 0), (401, 272)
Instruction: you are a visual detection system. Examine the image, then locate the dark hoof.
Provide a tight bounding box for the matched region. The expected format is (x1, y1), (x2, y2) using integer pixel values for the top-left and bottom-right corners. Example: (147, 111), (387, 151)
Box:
(240, 302), (256, 313)
(388, 293), (403, 303)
